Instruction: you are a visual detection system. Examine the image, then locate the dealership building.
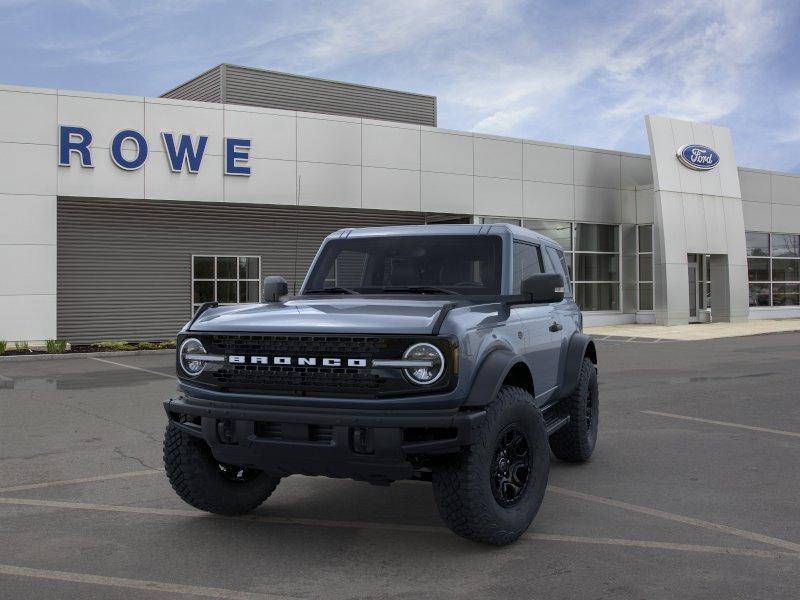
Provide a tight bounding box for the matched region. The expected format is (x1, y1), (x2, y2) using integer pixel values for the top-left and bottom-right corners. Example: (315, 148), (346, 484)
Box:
(0, 64), (798, 344)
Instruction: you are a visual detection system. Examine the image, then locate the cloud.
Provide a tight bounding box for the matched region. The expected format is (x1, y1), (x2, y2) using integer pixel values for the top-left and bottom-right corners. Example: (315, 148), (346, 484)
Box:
(2, 0), (798, 171)
(453, 1), (784, 149)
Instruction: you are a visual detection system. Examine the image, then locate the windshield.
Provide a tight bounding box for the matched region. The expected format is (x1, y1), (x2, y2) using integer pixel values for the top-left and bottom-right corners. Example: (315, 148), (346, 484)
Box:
(304, 235), (503, 296)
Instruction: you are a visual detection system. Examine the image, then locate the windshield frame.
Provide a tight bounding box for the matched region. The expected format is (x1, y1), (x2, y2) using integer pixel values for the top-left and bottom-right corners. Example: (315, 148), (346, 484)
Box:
(300, 233), (507, 297)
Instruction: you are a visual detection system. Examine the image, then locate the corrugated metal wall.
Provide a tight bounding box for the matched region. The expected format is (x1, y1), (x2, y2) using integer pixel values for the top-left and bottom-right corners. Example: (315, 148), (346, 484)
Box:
(161, 64), (436, 127)
(57, 198), (426, 344)
(160, 65), (222, 103)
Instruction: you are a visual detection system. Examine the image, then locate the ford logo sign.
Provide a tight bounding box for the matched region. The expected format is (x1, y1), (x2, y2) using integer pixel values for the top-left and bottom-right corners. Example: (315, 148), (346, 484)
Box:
(676, 144), (720, 171)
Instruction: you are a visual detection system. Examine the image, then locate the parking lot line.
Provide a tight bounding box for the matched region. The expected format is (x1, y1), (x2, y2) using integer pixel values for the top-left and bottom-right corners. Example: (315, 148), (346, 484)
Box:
(0, 497), (444, 533)
(642, 410), (800, 439)
(89, 356), (175, 379)
(0, 469), (163, 494)
(1, 496), (798, 560)
(526, 533), (797, 560)
(548, 485), (800, 553)
(0, 564), (301, 600)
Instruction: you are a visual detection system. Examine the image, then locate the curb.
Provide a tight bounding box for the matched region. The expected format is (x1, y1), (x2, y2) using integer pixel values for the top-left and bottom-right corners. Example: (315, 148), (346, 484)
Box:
(0, 349), (174, 363)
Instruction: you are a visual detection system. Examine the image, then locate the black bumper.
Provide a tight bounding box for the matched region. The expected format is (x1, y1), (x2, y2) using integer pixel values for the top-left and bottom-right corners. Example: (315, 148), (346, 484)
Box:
(164, 396), (486, 484)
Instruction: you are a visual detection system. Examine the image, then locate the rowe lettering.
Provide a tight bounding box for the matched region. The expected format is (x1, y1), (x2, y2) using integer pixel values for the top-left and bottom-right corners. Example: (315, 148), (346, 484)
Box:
(58, 125), (251, 177)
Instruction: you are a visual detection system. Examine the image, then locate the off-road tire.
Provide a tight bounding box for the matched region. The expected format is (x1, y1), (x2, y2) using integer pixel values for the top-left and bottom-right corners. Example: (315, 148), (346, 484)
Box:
(163, 422), (280, 515)
(431, 386), (549, 545)
(548, 357), (598, 462)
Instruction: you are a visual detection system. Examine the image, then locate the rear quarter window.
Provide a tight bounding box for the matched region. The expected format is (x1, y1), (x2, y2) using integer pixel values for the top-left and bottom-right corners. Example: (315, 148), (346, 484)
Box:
(545, 246), (572, 296)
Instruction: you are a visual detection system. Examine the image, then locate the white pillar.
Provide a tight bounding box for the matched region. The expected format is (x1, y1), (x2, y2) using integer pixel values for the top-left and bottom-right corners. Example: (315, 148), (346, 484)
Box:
(0, 86), (58, 342)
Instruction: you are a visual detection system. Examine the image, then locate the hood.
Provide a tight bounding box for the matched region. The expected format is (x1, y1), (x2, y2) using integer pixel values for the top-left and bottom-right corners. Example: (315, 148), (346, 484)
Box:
(188, 297), (455, 335)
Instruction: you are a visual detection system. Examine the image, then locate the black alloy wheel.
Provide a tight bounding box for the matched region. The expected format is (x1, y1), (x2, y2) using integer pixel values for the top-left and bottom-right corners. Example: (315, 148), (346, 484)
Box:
(490, 425), (532, 507)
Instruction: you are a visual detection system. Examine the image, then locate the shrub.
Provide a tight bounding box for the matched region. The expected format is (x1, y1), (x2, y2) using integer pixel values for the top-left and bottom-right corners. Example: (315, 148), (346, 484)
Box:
(0, 340), (6, 355)
(15, 341), (30, 352)
(46, 340), (68, 354)
(137, 341), (160, 350)
(92, 340), (136, 352)
(156, 339), (177, 350)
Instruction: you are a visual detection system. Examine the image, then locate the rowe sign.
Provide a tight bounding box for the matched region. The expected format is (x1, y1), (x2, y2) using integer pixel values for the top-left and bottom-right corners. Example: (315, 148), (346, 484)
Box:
(57, 125), (252, 176)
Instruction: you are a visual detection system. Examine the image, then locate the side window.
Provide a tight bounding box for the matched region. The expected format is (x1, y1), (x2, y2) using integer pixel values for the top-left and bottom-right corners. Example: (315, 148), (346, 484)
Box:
(192, 255), (261, 315)
(546, 246), (572, 296)
(512, 241), (543, 293)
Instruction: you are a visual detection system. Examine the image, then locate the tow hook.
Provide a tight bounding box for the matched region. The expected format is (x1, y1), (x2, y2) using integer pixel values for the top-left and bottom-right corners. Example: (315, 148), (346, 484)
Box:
(217, 419), (235, 444)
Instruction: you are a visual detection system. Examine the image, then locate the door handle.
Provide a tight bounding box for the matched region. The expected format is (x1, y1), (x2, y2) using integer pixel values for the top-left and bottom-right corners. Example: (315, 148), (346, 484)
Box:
(549, 322), (563, 332)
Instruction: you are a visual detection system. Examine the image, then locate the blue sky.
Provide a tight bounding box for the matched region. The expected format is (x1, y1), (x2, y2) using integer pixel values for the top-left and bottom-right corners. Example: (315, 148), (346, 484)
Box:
(2, 0), (799, 172)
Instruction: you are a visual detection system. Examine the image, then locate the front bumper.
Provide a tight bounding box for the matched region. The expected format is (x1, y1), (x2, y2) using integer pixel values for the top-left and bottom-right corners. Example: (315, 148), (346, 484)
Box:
(164, 395), (486, 484)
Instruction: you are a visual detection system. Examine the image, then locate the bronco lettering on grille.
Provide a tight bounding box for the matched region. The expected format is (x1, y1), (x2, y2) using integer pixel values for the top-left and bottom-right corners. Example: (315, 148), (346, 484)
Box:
(228, 355), (369, 368)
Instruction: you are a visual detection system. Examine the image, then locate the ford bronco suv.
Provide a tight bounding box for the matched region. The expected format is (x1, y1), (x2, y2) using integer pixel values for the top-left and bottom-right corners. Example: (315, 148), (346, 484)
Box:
(163, 224), (598, 545)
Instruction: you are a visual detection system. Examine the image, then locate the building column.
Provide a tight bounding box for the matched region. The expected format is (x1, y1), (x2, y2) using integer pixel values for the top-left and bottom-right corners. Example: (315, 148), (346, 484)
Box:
(709, 256), (749, 322)
(0, 87), (59, 343)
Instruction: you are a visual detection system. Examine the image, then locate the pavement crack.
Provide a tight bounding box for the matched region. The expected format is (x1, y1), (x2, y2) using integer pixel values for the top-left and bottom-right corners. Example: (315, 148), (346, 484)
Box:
(51, 397), (160, 444)
(1, 449), (71, 461)
(112, 447), (158, 470)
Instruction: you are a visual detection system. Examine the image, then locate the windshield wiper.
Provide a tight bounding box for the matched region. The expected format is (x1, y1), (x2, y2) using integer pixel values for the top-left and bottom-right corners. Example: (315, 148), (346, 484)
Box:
(305, 286), (360, 295)
(379, 286), (458, 295)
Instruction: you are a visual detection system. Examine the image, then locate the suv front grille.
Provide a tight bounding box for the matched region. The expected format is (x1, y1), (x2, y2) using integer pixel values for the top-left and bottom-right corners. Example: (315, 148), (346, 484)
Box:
(193, 334), (449, 398)
(207, 335), (388, 358)
(211, 362), (382, 394)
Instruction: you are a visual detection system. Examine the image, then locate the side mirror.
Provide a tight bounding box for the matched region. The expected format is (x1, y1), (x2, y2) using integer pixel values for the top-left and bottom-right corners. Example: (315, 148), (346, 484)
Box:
(262, 276), (288, 302)
(521, 273), (564, 304)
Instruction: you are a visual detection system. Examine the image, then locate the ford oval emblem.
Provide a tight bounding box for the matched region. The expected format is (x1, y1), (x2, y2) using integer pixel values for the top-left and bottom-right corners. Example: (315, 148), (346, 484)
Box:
(676, 144), (720, 171)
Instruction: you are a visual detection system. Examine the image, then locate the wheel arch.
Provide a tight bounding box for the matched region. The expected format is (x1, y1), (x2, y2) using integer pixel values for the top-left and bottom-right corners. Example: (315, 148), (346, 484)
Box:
(463, 348), (534, 407)
(559, 333), (596, 399)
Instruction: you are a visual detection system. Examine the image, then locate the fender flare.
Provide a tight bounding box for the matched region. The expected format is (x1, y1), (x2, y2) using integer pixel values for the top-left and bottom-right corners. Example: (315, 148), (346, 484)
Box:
(463, 347), (529, 407)
(559, 333), (597, 399)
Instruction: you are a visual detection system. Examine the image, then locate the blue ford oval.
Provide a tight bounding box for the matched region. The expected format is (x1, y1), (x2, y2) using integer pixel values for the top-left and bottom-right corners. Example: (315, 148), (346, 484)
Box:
(677, 144), (720, 170)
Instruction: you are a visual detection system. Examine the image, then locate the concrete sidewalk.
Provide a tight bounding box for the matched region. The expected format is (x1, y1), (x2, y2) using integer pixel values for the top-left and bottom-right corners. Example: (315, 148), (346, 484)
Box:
(585, 319), (800, 341)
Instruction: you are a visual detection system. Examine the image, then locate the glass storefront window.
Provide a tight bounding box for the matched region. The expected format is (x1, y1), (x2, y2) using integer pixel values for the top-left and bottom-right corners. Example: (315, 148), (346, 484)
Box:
(575, 223), (618, 252)
(239, 256), (260, 279)
(637, 225), (653, 311)
(772, 283), (800, 306)
(771, 233), (800, 257)
(574, 224), (620, 311)
(639, 283), (653, 312)
(216, 257), (237, 279)
(746, 232), (769, 256)
(192, 255), (261, 314)
(638, 225), (653, 254)
(749, 283), (770, 306)
(638, 255), (653, 282)
(575, 282), (619, 311)
(575, 254), (619, 281)
(772, 259), (800, 281)
(482, 217), (522, 226)
(481, 217), (621, 312)
(746, 232), (800, 306)
(747, 258), (770, 281)
(523, 220), (573, 251)
(193, 256), (214, 279)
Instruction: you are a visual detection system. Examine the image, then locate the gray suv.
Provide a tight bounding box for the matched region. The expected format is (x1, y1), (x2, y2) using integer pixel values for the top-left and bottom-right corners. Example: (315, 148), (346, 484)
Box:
(164, 224), (598, 545)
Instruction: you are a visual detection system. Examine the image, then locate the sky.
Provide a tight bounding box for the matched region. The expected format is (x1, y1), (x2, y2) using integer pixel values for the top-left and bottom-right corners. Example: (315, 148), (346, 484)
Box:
(2, 0), (799, 172)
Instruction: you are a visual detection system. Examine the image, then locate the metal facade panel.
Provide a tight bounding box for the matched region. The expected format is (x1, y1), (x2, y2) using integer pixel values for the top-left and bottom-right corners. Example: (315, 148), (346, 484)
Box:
(56, 198), (425, 343)
(162, 64), (436, 126)
(161, 65), (222, 103)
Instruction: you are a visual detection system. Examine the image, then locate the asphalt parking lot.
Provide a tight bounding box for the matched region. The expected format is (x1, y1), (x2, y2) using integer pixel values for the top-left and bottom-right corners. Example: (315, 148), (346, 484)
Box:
(1, 333), (799, 599)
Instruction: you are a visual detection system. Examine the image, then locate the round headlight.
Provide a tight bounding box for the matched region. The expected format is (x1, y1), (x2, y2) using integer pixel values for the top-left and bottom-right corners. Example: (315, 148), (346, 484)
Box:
(403, 343), (445, 386)
(179, 337), (207, 377)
